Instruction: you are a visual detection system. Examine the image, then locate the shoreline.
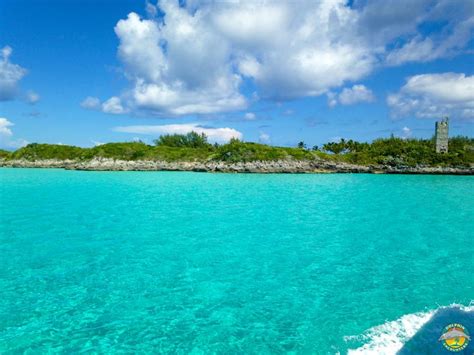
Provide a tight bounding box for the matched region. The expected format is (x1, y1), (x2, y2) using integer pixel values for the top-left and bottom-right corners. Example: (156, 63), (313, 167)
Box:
(1, 158), (473, 175)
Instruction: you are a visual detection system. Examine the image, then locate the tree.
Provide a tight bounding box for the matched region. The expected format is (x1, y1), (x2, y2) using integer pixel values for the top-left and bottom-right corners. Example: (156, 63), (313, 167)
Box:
(323, 141), (345, 154)
(297, 141), (306, 149)
(154, 131), (211, 148)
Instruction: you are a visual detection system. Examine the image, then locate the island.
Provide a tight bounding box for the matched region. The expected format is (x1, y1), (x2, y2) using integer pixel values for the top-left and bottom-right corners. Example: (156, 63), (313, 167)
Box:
(1, 133), (473, 174)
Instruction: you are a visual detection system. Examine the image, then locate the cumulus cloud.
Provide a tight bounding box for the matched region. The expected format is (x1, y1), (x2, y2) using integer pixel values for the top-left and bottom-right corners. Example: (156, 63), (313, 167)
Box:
(329, 84), (375, 106)
(86, 0), (473, 116)
(80, 96), (128, 114)
(81, 96), (101, 110)
(113, 10), (246, 115)
(113, 122), (242, 143)
(0, 117), (13, 137)
(102, 96), (127, 114)
(0, 117), (28, 149)
(339, 85), (375, 105)
(0, 46), (27, 101)
(109, 0), (374, 113)
(387, 73), (474, 119)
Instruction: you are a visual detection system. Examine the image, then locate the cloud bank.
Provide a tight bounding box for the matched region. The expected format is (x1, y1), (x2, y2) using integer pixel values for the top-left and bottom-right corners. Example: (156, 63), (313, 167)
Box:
(388, 73), (474, 119)
(86, 0), (473, 116)
(113, 123), (242, 143)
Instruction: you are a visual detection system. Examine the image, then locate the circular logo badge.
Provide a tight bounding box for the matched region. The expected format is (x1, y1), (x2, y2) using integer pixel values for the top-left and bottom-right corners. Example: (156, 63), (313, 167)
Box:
(439, 323), (470, 352)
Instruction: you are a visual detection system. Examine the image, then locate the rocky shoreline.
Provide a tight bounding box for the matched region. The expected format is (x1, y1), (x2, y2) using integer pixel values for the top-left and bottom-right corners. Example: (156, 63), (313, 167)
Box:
(1, 158), (473, 175)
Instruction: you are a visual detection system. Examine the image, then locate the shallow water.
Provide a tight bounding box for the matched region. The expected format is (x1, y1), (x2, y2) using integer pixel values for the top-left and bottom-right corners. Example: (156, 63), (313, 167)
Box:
(0, 169), (473, 353)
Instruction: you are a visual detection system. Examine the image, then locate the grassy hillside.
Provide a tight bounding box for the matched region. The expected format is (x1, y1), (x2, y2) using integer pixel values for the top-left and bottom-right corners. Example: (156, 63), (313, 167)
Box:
(3, 133), (474, 167)
(11, 143), (87, 160)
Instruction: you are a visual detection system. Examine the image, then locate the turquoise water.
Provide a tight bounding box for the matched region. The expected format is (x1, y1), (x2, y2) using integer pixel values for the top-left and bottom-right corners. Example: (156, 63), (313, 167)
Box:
(0, 168), (473, 353)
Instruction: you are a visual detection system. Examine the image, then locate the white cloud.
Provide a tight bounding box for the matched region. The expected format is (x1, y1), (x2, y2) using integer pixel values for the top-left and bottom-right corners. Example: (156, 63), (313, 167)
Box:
(328, 84), (374, 106)
(237, 56), (261, 78)
(385, 4), (474, 65)
(131, 78), (245, 115)
(387, 73), (474, 119)
(213, 1), (375, 99)
(386, 20), (474, 65)
(338, 85), (375, 105)
(400, 73), (474, 102)
(113, 9), (246, 115)
(86, 0), (473, 116)
(81, 96), (101, 110)
(401, 126), (412, 139)
(81, 96), (128, 114)
(258, 132), (270, 144)
(244, 112), (256, 120)
(113, 122), (242, 143)
(26, 90), (40, 104)
(102, 96), (127, 114)
(0, 117), (13, 137)
(0, 46), (27, 101)
(327, 92), (338, 108)
(0, 118), (28, 149)
(97, 1), (373, 114)
(115, 12), (164, 83)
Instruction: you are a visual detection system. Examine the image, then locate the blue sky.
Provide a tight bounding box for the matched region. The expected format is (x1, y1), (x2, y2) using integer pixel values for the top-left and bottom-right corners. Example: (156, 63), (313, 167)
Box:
(0, 0), (473, 149)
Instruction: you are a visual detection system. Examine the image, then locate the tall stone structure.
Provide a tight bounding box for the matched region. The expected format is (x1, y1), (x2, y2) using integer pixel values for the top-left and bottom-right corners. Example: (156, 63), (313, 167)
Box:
(435, 117), (449, 153)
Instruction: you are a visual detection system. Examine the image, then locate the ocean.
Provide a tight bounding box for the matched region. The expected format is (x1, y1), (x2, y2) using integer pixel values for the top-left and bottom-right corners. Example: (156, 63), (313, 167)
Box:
(0, 168), (473, 353)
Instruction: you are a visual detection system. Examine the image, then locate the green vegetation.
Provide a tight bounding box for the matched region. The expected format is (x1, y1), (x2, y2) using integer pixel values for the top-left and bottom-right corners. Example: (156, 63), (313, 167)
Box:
(88, 142), (152, 160)
(321, 136), (474, 167)
(11, 143), (88, 160)
(154, 132), (211, 149)
(213, 138), (315, 163)
(3, 133), (473, 167)
(0, 149), (11, 159)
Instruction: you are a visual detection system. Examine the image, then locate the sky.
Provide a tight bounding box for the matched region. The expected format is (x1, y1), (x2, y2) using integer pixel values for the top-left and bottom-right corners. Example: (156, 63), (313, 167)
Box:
(0, 0), (473, 149)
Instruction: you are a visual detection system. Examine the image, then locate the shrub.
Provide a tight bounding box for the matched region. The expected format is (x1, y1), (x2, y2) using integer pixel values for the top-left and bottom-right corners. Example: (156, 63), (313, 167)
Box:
(154, 132), (211, 148)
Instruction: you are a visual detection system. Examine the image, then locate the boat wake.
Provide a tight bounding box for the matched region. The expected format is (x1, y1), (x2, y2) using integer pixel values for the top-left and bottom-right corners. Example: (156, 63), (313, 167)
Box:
(345, 303), (474, 354)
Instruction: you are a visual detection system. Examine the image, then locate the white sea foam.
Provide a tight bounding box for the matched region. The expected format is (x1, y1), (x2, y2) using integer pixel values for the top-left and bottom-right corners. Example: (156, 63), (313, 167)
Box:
(345, 303), (474, 354)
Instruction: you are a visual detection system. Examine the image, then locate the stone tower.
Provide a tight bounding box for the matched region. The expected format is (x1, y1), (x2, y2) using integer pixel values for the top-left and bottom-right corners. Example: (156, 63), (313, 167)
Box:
(435, 117), (449, 153)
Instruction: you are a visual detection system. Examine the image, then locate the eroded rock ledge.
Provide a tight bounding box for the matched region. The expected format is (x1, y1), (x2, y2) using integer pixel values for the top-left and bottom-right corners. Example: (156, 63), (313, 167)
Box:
(1, 158), (473, 175)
